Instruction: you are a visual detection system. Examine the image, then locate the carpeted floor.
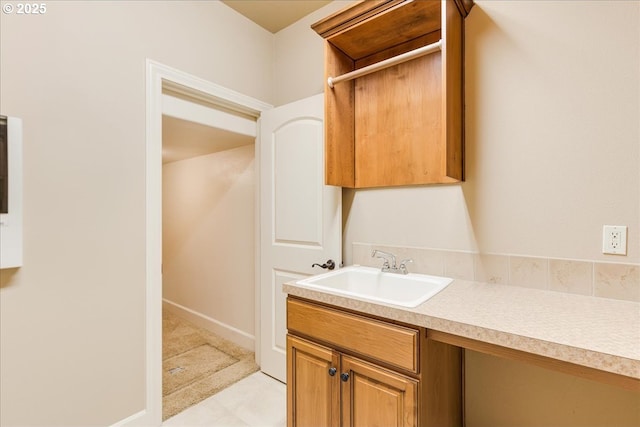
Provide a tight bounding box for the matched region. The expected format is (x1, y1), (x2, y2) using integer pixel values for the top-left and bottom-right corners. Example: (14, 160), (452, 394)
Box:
(162, 310), (259, 421)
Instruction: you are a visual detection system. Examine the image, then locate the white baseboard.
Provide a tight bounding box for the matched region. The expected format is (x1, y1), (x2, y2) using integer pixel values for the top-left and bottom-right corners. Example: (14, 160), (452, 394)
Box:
(109, 410), (152, 427)
(163, 299), (255, 351)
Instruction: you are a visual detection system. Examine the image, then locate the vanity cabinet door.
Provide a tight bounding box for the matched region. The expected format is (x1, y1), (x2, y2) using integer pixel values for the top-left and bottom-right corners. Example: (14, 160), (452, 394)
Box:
(341, 355), (418, 427)
(287, 335), (340, 427)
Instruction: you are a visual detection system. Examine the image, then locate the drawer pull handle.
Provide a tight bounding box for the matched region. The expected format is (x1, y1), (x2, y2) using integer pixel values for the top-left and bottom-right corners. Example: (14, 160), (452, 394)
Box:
(328, 367), (337, 376)
(340, 372), (350, 382)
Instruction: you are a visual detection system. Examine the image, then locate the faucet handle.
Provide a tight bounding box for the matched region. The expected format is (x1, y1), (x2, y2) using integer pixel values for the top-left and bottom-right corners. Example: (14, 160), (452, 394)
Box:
(371, 249), (396, 270)
(398, 258), (413, 274)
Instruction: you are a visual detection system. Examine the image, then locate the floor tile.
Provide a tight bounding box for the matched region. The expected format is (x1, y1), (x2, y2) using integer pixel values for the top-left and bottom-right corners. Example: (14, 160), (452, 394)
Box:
(163, 400), (240, 426)
(215, 374), (286, 427)
(164, 372), (285, 427)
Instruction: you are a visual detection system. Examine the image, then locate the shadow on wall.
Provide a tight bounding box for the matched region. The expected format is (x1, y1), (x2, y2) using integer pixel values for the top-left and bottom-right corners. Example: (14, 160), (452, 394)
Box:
(162, 144), (254, 260)
(0, 267), (20, 289)
(459, 4), (497, 255)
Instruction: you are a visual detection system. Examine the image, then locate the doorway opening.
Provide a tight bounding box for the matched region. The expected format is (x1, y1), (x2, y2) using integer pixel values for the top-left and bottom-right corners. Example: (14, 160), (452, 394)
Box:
(161, 93), (258, 420)
(145, 60), (272, 425)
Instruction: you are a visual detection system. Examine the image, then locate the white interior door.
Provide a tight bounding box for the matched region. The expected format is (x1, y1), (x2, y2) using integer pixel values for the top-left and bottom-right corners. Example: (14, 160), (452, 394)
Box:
(259, 93), (341, 382)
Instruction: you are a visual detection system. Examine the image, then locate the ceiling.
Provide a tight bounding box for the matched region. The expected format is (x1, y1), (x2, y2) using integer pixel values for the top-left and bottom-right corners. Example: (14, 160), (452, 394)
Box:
(162, 116), (254, 164)
(221, 0), (332, 33)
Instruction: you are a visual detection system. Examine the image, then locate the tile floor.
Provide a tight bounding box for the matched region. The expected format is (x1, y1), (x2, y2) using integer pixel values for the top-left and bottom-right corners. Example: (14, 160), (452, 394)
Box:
(163, 371), (286, 427)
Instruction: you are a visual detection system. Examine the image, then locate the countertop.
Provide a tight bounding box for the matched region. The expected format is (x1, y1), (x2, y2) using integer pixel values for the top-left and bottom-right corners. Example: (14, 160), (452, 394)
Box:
(283, 278), (640, 380)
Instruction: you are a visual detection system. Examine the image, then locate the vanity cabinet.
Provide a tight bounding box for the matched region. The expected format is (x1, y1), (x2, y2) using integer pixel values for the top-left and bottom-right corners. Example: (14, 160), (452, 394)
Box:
(311, 0), (474, 188)
(286, 297), (462, 427)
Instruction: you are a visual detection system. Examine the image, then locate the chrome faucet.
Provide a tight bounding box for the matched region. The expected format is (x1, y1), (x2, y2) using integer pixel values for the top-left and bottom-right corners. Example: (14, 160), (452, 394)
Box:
(372, 249), (395, 271)
(398, 258), (413, 275)
(371, 250), (413, 275)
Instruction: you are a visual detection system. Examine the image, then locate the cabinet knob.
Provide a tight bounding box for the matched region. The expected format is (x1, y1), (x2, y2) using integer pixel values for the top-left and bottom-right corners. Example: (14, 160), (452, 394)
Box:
(328, 367), (337, 376)
(340, 372), (350, 382)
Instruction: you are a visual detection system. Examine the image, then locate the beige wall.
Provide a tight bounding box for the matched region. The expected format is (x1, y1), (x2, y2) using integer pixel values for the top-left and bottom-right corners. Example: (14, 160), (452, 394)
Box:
(0, 1), (272, 425)
(342, 0), (639, 264)
(162, 144), (255, 346)
(274, 1), (356, 106)
(275, 0), (639, 265)
(274, 0), (640, 425)
(1, 0), (638, 425)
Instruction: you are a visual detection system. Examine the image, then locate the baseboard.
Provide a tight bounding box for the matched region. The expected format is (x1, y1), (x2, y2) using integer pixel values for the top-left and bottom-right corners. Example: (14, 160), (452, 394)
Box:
(163, 299), (255, 351)
(109, 410), (152, 427)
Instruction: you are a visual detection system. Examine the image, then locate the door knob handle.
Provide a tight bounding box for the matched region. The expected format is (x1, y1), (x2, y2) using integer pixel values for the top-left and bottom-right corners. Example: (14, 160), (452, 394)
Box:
(340, 372), (349, 382)
(311, 259), (335, 270)
(328, 367), (337, 376)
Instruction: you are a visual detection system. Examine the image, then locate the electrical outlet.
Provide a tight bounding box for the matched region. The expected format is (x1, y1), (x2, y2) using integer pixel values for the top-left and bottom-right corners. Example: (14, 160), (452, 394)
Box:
(602, 225), (627, 255)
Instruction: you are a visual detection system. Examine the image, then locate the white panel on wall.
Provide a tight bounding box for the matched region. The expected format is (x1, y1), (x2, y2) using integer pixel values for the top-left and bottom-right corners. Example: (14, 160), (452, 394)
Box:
(0, 117), (23, 269)
(273, 118), (323, 246)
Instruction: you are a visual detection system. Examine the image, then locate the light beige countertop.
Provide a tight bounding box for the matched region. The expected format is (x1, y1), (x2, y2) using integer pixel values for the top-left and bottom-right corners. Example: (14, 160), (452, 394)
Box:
(283, 278), (640, 380)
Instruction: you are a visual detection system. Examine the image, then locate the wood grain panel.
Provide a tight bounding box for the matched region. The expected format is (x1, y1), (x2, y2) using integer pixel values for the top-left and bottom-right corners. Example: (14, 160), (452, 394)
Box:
(325, 43), (355, 187)
(311, 0), (400, 39)
(354, 53), (443, 187)
(327, 1), (441, 60)
(287, 298), (419, 372)
(422, 337), (463, 426)
(355, 31), (442, 69)
(342, 355), (418, 427)
(287, 335), (340, 427)
(442, 0), (464, 181)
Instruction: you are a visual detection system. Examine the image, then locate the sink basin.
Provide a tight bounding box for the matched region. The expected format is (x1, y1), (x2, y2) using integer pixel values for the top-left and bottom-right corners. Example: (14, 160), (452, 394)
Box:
(296, 265), (453, 308)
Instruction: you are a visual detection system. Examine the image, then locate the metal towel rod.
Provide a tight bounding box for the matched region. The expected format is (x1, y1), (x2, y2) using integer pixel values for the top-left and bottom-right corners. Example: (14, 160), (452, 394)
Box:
(327, 39), (443, 89)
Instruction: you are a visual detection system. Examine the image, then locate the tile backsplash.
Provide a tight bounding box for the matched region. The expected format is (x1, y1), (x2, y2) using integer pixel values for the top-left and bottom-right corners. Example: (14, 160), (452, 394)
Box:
(352, 243), (640, 303)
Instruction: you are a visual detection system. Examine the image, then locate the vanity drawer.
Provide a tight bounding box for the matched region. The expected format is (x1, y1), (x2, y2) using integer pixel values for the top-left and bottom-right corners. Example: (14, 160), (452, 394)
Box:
(287, 298), (419, 372)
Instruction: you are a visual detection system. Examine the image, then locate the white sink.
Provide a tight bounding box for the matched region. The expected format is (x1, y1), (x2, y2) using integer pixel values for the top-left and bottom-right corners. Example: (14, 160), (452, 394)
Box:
(296, 265), (453, 308)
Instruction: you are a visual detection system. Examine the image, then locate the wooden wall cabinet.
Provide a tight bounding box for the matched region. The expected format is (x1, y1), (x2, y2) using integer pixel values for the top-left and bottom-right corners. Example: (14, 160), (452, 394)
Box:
(286, 297), (462, 427)
(312, 0), (474, 188)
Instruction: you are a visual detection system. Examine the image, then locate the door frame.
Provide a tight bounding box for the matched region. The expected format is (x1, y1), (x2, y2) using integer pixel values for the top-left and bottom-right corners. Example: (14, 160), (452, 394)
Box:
(141, 60), (272, 426)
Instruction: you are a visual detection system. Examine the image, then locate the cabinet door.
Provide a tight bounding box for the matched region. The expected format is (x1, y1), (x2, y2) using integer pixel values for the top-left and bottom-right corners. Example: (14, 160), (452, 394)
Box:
(341, 355), (418, 427)
(287, 335), (340, 427)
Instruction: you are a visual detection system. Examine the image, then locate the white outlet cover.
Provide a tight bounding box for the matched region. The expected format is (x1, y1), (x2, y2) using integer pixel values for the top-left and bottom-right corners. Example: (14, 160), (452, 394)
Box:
(602, 225), (627, 255)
